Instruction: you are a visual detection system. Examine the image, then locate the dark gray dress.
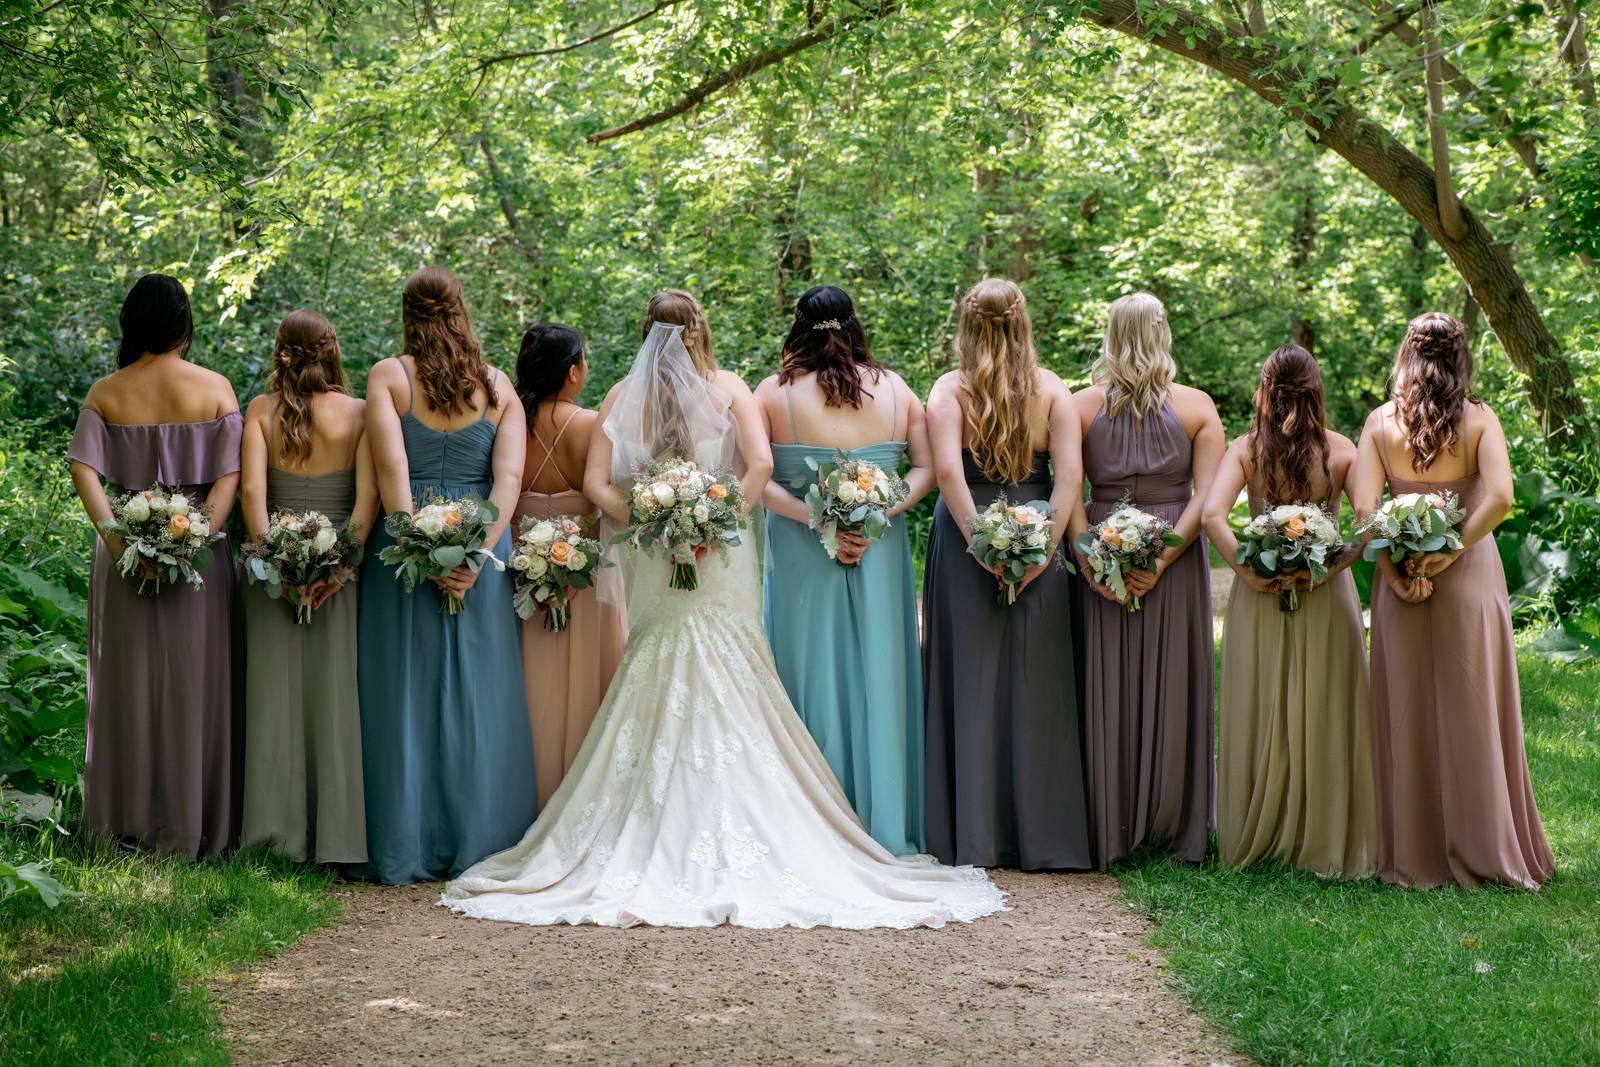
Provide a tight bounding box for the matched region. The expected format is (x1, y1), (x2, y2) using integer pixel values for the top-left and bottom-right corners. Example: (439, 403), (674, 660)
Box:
(68, 407), (243, 860)
(922, 451), (1092, 870)
(1079, 400), (1213, 868)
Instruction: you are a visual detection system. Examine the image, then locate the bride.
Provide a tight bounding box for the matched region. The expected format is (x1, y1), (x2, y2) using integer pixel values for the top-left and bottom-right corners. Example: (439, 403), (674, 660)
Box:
(442, 290), (1006, 928)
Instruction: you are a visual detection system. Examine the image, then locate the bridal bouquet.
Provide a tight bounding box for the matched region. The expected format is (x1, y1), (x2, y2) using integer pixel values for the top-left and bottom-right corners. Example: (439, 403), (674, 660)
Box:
(1074, 500), (1185, 612)
(97, 485), (222, 596)
(616, 458), (746, 591)
(1236, 503), (1342, 613)
(240, 510), (363, 624)
(1359, 490), (1466, 576)
(967, 497), (1064, 606)
(380, 495), (503, 615)
(510, 514), (606, 631)
(802, 453), (908, 563)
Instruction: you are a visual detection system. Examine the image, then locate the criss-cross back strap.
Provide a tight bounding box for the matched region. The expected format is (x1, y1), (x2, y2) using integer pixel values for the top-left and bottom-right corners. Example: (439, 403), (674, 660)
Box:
(528, 404), (581, 491)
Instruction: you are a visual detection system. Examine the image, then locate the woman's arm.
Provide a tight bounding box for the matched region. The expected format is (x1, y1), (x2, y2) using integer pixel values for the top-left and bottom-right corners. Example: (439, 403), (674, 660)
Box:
(926, 374), (979, 548)
(1127, 390), (1224, 597)
(583, 384), (629, 526)
(365, 359), (415, 517)
(724, 372), (774, 513)
(349, 426), (379, 545)
(202, 381), (242, 527)
(1351, 408), (1429, 602)
(1202, 439), (1280, 594)
(240, 397), (271, 541)
(893, 379), (936, 518)
(1416, 404), (1514, 580)
(1043, 376), (1083, 556)
(755, 379), (810, 525)
(484, 378), (527, 546)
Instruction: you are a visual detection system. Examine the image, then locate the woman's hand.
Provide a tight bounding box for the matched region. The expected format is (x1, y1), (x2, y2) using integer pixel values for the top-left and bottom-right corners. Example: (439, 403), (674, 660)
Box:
(1124, 559), (1165, 599)
(1389, 573), (1433, 604)
(429, 562), (482, 604)
(306, 575), (350, 612)
(1239, 571), (1281, 596)
(1013, 561), (1050, 596)
(835, 531), (871, 567)
(1079, 557), (1123, 604)
(1409, 549), (1462, 580)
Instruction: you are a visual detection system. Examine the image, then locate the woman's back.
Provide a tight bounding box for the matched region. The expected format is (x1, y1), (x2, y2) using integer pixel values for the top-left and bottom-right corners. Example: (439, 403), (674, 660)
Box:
(953, 368), (1054, 458)
(523, 400), (594, 496)
(764, 371), (903, 449)
(86, 357), (235, 426)
(386, 354), (501, 487)
(1239, 428), (1353, 512)
(1372, 400), (1485, 486)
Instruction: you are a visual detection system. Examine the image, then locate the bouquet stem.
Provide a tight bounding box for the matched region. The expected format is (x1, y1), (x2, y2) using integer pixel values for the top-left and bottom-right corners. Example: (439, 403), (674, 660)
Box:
(441, 591), (465, 615)
(669, 562), (700, 591)
(296, 602), (315, 626)
(543, 600), (570, 632)
(137, 576), (163, 598)
(997, 581), (1020, 606)
(1127, 593), (1144, 613)
(1279, 588), (1300, 614)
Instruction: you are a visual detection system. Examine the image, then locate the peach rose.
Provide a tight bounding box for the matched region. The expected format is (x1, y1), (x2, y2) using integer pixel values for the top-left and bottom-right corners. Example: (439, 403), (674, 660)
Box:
(168, 513), (190, 539)
(1100, 527), (1123, 548)
(1281, 517), (1306, 539)
(856, 471), (875, 491)
(550, 541), (573, 565)
(708, 483), (728, 500)
(443, 508), (464, 527)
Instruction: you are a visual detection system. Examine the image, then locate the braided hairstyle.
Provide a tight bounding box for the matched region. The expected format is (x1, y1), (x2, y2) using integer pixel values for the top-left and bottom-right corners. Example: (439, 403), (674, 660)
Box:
(1392, 312), (1473, 471)
(267, 310), (347, 467)
(956, 278), (1039, 486)
(1248, 345), (1330, 505)
(778, 285), (885, 408)
(401, 267), (495, 417)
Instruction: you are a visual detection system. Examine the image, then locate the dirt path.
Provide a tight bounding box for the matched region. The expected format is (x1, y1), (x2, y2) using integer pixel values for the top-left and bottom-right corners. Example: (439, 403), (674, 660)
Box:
(218, 871), (1244, 1066)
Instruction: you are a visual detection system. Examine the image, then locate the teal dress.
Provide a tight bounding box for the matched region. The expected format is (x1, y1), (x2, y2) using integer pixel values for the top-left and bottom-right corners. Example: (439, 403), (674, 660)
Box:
(762, 384), (925, 856)
(353, 365), (537, 884)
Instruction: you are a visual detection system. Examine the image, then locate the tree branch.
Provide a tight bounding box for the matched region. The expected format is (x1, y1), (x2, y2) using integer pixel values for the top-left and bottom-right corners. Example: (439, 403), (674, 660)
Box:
(1352, 1), (1417, 56)
(476, 0), (682, 70)
(1420, 0), (1467, 240)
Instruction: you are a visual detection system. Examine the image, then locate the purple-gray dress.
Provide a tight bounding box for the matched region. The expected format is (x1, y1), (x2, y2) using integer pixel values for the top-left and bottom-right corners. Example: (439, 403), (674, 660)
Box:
(68, 407), (243, 859)
(1080, 400), (1213, 868)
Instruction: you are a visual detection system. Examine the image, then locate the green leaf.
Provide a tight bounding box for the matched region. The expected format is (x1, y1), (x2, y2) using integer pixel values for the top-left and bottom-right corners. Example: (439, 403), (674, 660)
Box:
(431, 544), (466, 570)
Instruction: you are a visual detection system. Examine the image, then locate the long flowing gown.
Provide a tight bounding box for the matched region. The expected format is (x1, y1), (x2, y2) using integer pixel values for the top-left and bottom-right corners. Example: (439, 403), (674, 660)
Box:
(1080, 401), (1213, 868)
(1217, 481), (1376, 878)
(67, 407), (242, 859)
(763, 384), (925, 856)
(514, 409), (626, 809)
(442, 358), (1005, 928)
(240, 402), (367, 863)
(1369, 451), (1554, 889)
(922, 451), (1092, 870)
(353, 367), (537, 884)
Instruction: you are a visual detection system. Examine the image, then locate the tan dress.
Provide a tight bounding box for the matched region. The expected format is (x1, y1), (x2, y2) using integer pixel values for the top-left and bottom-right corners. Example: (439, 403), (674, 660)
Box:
(1370, 452), (1554, 889)
(514, 411), (626, 808)
(1218, 479), (1376, 878)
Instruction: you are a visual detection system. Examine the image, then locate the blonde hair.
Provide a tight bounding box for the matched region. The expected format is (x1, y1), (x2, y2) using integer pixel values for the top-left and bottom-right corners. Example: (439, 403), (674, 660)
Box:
(642, 289), (716, 378)
(956, 278), (1038, 486)
(1094, 291), (1175, 420)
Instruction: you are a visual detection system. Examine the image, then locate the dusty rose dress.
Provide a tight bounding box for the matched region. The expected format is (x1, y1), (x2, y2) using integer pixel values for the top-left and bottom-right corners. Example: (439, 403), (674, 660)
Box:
(68, 407), (243, 859)
(514, 416), (625, 808)
(1370, 454), (1554, 889)
(1079, 400), (1213, 868)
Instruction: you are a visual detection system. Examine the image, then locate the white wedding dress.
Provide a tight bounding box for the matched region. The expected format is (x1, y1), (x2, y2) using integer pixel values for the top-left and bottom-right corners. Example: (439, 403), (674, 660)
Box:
(440, 325), (1006, 929)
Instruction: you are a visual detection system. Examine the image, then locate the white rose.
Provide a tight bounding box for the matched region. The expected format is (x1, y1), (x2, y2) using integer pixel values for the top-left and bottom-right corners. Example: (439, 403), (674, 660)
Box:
(415, 514), (445, 538)
(1028, 529), (1047, 547)
(651, 482), (677, 505)
(147, 492), (168, 513)
(189, 515), (211, 540)
(992, 534), (1011, 550)
(166, 493), (189, 514)
(511, 552), (532, 573)
(567, 549), (588, 570)
(123, 495), (151, 522)
(677, 483), (699, 503)
(526, 554), (549, 579)
(837, 481), (860, 505)
(311, 526), (337, 554)
(692, 503), (710, 524)
(528, 521), (556, 547)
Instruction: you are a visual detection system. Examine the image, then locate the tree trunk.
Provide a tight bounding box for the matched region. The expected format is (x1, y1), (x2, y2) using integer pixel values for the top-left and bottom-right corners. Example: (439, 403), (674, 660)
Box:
(1289, 185), (1317, 352)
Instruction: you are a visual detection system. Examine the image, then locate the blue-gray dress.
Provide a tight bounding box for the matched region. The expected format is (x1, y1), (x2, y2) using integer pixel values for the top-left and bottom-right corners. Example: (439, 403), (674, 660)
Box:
(352, 366), (536, 884)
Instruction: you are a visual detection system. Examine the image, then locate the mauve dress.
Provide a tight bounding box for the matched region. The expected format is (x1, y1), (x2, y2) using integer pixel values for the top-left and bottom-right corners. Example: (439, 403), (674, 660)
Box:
(1370, 452), (1554, 889)
(1080, 400), (1213, 868)
(923, 450), (1092, 870)
(68, 407), (243, 860)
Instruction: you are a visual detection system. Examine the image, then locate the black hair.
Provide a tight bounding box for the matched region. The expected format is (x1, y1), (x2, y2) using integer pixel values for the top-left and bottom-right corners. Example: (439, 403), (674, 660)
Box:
(515, 323), (586, 430)
(778, 285), (884, 408)
(117, 273), (193, 368)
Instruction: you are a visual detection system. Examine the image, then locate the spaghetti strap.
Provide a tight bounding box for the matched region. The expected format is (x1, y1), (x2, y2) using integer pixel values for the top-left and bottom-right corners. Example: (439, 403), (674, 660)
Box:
(399, 358), (415, 415)
(346, 396), (361, 469)
(887, 380), (900, 441)
(527, 404), (580, 492)
(782, 382), (798, 443)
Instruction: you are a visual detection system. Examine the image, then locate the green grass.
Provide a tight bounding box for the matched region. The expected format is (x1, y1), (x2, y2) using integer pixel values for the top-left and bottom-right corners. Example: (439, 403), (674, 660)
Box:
(1118, 652), (1600, 1066)
(0, 837), (339, 1065)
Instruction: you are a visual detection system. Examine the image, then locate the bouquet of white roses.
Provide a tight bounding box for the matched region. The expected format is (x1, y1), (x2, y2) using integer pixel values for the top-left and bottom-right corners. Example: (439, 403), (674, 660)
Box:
(801, 453), (908, 563)
(510, 514), (606, 631)
(1236, 503), (1343, 613)
(97, 485), (223, 596)
(1073, 500), (1185, 612)
(967, 497), (1066, 606)
(615, 458), (746, 591)
(379, 495), (503, 615)
(240, 510), (363, 624)
(1359, 490), (1466, 577)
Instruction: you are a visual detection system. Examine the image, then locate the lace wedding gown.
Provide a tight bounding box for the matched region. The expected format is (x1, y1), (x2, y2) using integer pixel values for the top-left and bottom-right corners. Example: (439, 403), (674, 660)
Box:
(441, 325), (1006, 930)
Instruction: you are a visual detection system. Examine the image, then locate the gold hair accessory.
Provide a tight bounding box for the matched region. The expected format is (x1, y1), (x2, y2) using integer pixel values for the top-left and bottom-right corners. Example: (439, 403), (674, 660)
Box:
(810, 319), (844, 331)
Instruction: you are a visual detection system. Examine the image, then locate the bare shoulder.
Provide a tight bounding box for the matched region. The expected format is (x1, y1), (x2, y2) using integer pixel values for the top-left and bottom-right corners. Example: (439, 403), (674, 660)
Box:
(81, 374), (115, 412)
(886, 370), (925, 412)
(714, 368), (755, 399)
(1168, 382), (1217, 415)
(1327, 429), (1358, 461)
(244, 393), (271, 424)
(191, 364), (239, 414)
(1467, 397), (1502, 429)
(1071, 383), (1105, 417)
(366, 356), (404, 388)
(1360, 402), (1393, 439)
(927, 370), (964, 405)
(1033, 366), (1069, 396)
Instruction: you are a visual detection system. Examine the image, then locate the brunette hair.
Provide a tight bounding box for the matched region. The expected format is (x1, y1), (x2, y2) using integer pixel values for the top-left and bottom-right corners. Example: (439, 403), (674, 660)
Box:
(117, 273), (193, 368)
(956, 278), (1039, 486)
(1392, 311), (1473, 471)
(267, 310), (347, 466)
(1248, 345), (1330, 505)
(401, 266), (494, 416)
(642, 289), (715, 377)
(778, 285), (885, 408)
(516, 323), (585, 433)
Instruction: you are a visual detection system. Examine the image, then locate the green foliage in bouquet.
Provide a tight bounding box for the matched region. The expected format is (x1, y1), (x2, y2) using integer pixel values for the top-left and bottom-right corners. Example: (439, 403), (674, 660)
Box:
(1360, 491), (1466, 566)
(380, 495), (502, 614)
(799, 452), (908, 563)
(240, 511), (363, 624)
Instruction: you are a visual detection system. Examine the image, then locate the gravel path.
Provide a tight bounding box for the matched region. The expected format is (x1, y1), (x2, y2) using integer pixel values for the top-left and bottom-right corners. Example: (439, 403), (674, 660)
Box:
(218, 870), (1245, 1065)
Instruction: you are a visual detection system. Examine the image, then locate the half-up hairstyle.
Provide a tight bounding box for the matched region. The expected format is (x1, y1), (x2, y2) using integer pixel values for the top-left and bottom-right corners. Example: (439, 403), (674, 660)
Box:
(1093, 291), (1175, 420)
(401, 266), (494, 417)
(642, 289), (715, 378)
(516, 323), (585, 433)
(267, 310), (347, 467)
(1248, 345), (1330, 505)
(1392, 311), (1473, 471)
(956, 278), (1038, 486)
(117, 273), (193, 368)
(778, 285), (885, 408)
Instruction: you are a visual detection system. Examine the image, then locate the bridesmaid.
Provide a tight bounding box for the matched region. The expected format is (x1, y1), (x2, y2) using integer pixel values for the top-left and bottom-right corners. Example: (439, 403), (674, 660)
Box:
(1070, 291), (1222, 869)
(1202, 345), (1376, 878)
(512, 324), (625, 809)
(66, 273), (242, 859)
(239, 311), (375, 864)
(756, 285), (934, 857)
(922, 277), (1092, 870)
(1350, 312), (1554, 889)
(354, 267), (537, 884)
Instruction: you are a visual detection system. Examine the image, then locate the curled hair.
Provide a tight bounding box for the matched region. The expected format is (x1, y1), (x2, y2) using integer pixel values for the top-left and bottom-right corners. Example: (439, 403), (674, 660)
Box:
(1094, 291), (1175, 420)
(778, 285), (885, 408)
(267, 310), (347, 467)
(1248, 345), (1330, 505)
(516, 323), (585, 432)
(118, 273), (193, 368)
(1392, 312), (1473, 471)
(401, 266), (494, 417)
(956, 278), (1038, 486)
(642, 289), (715, 378)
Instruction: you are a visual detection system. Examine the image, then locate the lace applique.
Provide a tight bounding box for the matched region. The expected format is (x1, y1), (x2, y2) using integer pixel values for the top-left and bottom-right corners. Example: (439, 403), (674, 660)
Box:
(688, 812), (771, 879)
(605, 869), (643, 894)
